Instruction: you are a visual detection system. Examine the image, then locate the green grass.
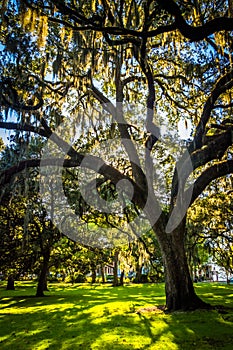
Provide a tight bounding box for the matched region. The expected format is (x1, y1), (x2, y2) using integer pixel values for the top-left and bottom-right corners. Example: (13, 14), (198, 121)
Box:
(0, 282), (233, 349)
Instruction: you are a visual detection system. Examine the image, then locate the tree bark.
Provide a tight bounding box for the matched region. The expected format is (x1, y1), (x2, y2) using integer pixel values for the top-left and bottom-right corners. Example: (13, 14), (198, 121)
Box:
(155, 221), (210, 311)
(120, 270), (124, 286)
(100, 265), (105, 283)
(91, 264), (96, 283)
(6, 275), (15, 290)
(43, 275), (49, 291)
(134, 262), (143, 283)
(112, 250), (119, 287)
(36, 250), (50, 297)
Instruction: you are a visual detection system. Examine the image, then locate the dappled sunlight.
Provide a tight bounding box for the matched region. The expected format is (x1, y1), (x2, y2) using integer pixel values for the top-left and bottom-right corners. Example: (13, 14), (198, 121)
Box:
(0, 283), (233, 349)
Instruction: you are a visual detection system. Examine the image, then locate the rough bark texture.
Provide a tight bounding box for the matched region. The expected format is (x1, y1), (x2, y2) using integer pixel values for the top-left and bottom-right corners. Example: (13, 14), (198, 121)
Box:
(164, 249), (208, 311)
(158, 222), (210, 311)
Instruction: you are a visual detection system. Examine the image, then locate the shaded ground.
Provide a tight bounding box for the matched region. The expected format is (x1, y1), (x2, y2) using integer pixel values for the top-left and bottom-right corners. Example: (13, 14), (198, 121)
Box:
(0, 282), (233, 349)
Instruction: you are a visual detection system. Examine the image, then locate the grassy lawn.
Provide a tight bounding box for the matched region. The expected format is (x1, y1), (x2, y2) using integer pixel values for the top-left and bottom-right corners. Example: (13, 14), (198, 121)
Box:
(0, 282), (233, 349)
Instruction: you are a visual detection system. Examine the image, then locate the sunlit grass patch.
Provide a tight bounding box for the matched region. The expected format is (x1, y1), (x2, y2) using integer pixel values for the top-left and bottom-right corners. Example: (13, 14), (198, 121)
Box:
(0, 282), (233, 349)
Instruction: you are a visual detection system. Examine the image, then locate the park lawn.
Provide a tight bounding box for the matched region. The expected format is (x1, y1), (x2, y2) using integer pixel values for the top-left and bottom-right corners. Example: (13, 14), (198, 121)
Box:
(0, 282), (233, 350)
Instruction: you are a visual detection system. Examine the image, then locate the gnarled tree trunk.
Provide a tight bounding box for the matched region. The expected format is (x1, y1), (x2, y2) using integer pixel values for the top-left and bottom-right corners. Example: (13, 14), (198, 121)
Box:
(154, 220), (210, 311)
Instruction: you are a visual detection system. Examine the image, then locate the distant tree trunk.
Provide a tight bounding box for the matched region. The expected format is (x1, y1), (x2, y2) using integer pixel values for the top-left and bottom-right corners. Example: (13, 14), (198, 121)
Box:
(43, 274), (49, 291)
(134, 263), (142, 283)
(112, 250), (119, 287)
(119, 270), (124, 286)
(6, 275), (15, 290)
(91, 264), (96, 283)
(36, 249), (50, 297)
(100, 265), (105, 283)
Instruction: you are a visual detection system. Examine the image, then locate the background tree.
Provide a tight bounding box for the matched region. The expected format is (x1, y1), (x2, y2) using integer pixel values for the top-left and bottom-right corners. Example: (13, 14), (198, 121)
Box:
(0, 135), (62, 296)
(0, 196), (35, 290)
(187, 176), (233, 281)
(1, 0), (233, 310)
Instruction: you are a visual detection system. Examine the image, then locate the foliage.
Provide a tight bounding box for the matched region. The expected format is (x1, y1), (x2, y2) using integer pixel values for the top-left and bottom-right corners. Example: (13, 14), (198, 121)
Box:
(49, 236), (112, 283)
(187, 176), (233, 278)
(1, 0), (233, 310)
(0, 196), (35, 277)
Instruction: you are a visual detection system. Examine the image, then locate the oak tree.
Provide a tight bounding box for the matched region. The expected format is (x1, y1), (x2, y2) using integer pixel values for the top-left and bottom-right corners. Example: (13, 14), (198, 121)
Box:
(1, 0), (233, 310)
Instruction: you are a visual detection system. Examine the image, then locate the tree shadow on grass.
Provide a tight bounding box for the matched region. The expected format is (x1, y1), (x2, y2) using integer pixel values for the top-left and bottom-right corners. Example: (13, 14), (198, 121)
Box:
(1, 304), (233, 349)
(1, 283), (233, 349)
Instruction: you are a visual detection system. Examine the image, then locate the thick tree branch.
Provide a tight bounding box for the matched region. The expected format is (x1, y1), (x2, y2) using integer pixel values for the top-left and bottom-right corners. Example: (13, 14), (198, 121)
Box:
(103, 33), (141, 46)
(0, 156), (147, 210)
(90, 82), (115, 115)
(0, 122), (48, 138)
(191, 129), (233, 171)
(90, 77), (146, 189)
(171, 69), (233, 205)
(188, 159), (233, 206)
(170, 127), (233, 211)
(190, 69), (233, 151)
(0, 90), (43, 111)
(24, 0), (233, 43)
(138, 38), (159, 193)
(157, 0), (233, 41)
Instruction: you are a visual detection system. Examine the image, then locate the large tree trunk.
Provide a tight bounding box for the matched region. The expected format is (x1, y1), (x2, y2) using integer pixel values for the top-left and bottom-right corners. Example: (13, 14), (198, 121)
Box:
(164, 226), (209, 311)
(6, 275), (15, 290)
(164, 246), (207, 311)
(36, 250), (50, 297)
(152, 217), (210, 311)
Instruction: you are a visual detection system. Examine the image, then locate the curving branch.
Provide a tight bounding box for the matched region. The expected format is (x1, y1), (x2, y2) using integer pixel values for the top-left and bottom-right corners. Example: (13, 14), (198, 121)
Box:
(0, 91), (43, 111)
(191, 128), (233, 171)
(156, 0), (233, 41)
(27, 74), (73, 96)
(90, 81), (115, 115)
(0, 77), (44, 112)
(171, 126), (233, 209)
(24, 0), (233, 43)
(0, 156), (146, 210)
(213, 102), (233, 109)
(0, 119), (80, 160)
(188, 159), (233, 206)
(190, 69), (233, 152)
(90, 76), (146, 190)
(0, 122), (48, 138)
